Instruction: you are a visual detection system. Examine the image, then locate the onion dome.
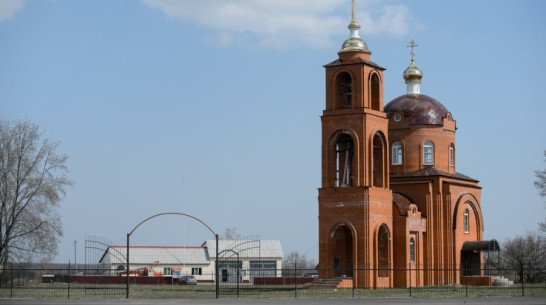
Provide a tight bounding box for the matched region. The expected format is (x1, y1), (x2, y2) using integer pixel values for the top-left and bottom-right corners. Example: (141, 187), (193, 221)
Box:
(385, 94), (449, 126)
(403, 61), (423, 83)
(339, 0), (371, 54)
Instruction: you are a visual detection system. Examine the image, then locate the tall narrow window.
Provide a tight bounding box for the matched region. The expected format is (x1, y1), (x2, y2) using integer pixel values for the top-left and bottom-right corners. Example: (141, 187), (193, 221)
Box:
(423, 141), (434, 165)
(449, 144), (455, 167)
(409, 238), (415, 263)
(392, 141), (402, 165)
(336, 72), (352, 109)
(335, 134), (354, 187)
(464, 209), (470, 233)
(378, 225), (390, 277)
(373, 133), (385, 187)
(370, 73), (380, 110)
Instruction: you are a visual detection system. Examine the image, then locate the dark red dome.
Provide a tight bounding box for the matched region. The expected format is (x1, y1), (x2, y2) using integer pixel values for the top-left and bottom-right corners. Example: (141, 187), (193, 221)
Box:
(385, 94), (449, 126)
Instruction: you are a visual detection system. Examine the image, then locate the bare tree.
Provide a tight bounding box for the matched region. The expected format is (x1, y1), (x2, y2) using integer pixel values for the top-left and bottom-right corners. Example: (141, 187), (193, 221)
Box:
(535, 150), (546, 199)
(0, 119), (72, 269)
(282, 250), (317, 276)
(501, 232), (546, 283)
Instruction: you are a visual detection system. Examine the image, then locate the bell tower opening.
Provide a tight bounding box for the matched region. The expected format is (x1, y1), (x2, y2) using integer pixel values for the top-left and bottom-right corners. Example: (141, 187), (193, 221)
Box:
(370, 73), (380, 110)
(336, 72), (353, 109)
(335, 133), (354, 187)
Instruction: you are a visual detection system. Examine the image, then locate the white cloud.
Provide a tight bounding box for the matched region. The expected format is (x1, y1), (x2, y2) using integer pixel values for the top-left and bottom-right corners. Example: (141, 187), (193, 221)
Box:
(360, 5), (412, 36)
(141, 0), (414, 49)
(0, 0), (25, 22)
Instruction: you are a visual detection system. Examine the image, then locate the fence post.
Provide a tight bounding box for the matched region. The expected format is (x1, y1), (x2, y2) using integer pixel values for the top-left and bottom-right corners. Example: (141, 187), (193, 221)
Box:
(352, 265), (355, 298)
(10, 262), (13, 298)
(409, 265), (412, 298)
(465, 265), (468, 298)
(237, 267), (240, 299)
(126, 233), (130, 299)
(68, 261), (71, 300)
(521, 266), (524, 297)
(215, 234), (219, 299)
(294, 262), (297, 299)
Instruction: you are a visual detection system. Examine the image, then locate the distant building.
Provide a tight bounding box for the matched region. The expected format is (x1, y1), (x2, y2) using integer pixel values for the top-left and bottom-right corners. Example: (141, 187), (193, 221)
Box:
(99, 240), (283, 283)
(318, 0), (496, 288)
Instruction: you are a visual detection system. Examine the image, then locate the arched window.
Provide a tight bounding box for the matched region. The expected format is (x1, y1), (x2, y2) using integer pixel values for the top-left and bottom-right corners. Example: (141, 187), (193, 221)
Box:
(336, 72), (352, 109)
(392, 141), (402, 165)
(373, 133), (385, 188)
(335, 134), (354, 187)
(423, 141), (434, 165)
(464, 209), (470, 233)
(370, 73), (380, 110)
(378, 224), (390, 277)
(409, 238), (415, 263)
(449, 144), (455, 167)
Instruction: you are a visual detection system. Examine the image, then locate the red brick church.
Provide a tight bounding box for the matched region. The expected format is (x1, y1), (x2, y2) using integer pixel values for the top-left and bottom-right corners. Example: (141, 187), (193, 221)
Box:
(318, 0), (496, 288)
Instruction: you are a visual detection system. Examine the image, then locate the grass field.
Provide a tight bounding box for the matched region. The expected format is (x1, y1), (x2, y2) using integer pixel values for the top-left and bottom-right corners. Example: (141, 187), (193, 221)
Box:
(1, 282), (545, 300)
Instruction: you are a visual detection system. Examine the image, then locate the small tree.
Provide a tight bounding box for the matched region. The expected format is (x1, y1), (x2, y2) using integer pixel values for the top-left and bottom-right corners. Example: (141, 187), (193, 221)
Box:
(221, 227), (241, 240)
(282, 250), (317, 277)
(0, 119), (72, 269)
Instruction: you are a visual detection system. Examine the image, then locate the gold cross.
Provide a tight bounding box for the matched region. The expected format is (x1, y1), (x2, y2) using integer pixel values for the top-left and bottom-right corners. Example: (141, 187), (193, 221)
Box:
(407, 39), (418, 61)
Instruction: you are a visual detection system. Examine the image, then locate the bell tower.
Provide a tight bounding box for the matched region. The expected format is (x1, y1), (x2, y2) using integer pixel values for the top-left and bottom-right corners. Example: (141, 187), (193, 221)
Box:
(318, 0), (393, 288)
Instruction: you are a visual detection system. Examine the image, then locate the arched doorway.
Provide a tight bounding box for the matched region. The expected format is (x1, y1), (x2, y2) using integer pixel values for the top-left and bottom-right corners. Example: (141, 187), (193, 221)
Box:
(331, 224), (354, 277)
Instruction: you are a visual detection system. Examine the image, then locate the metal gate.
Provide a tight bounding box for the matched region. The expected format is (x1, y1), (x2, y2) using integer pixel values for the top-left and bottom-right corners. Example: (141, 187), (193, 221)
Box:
(217, 236), (261, 296)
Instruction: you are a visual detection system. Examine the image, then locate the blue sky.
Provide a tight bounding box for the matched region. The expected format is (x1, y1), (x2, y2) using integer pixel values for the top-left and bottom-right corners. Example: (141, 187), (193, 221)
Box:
(1, 0), (545, 264)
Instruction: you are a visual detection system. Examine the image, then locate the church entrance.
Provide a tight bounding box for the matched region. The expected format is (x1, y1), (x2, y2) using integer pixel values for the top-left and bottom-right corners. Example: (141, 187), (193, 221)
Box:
(461, 240), (500, 277)
(332, 225), (354, 277)
(461, 251), (481, 276)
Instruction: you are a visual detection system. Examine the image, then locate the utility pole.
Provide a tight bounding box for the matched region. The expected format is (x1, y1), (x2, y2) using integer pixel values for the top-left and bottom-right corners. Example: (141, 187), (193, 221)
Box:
(74, 240), (77, 274)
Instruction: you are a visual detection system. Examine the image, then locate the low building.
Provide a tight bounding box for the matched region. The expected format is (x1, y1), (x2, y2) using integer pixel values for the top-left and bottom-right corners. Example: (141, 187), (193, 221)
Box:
(99, 239), (283, 283)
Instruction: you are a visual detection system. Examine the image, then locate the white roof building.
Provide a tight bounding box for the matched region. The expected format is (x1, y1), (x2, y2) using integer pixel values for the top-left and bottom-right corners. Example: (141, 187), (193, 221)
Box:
(99, 240), (283, 282)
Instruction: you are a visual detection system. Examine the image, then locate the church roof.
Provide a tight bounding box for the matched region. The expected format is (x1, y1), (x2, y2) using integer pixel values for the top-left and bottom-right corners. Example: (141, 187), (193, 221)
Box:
(100, 246), (208, 265)
(203, 240), (283, 259)
(385, 94), (449, 126)
(324, 58), (385, 70)
(390, 167), (479, 183)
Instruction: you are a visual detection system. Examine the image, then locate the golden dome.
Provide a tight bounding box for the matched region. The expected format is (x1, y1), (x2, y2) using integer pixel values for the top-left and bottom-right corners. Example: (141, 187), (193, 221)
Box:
(403, 60), (423, 83)
(339, 35), (371, 54)
(338, 0), (371, 54)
